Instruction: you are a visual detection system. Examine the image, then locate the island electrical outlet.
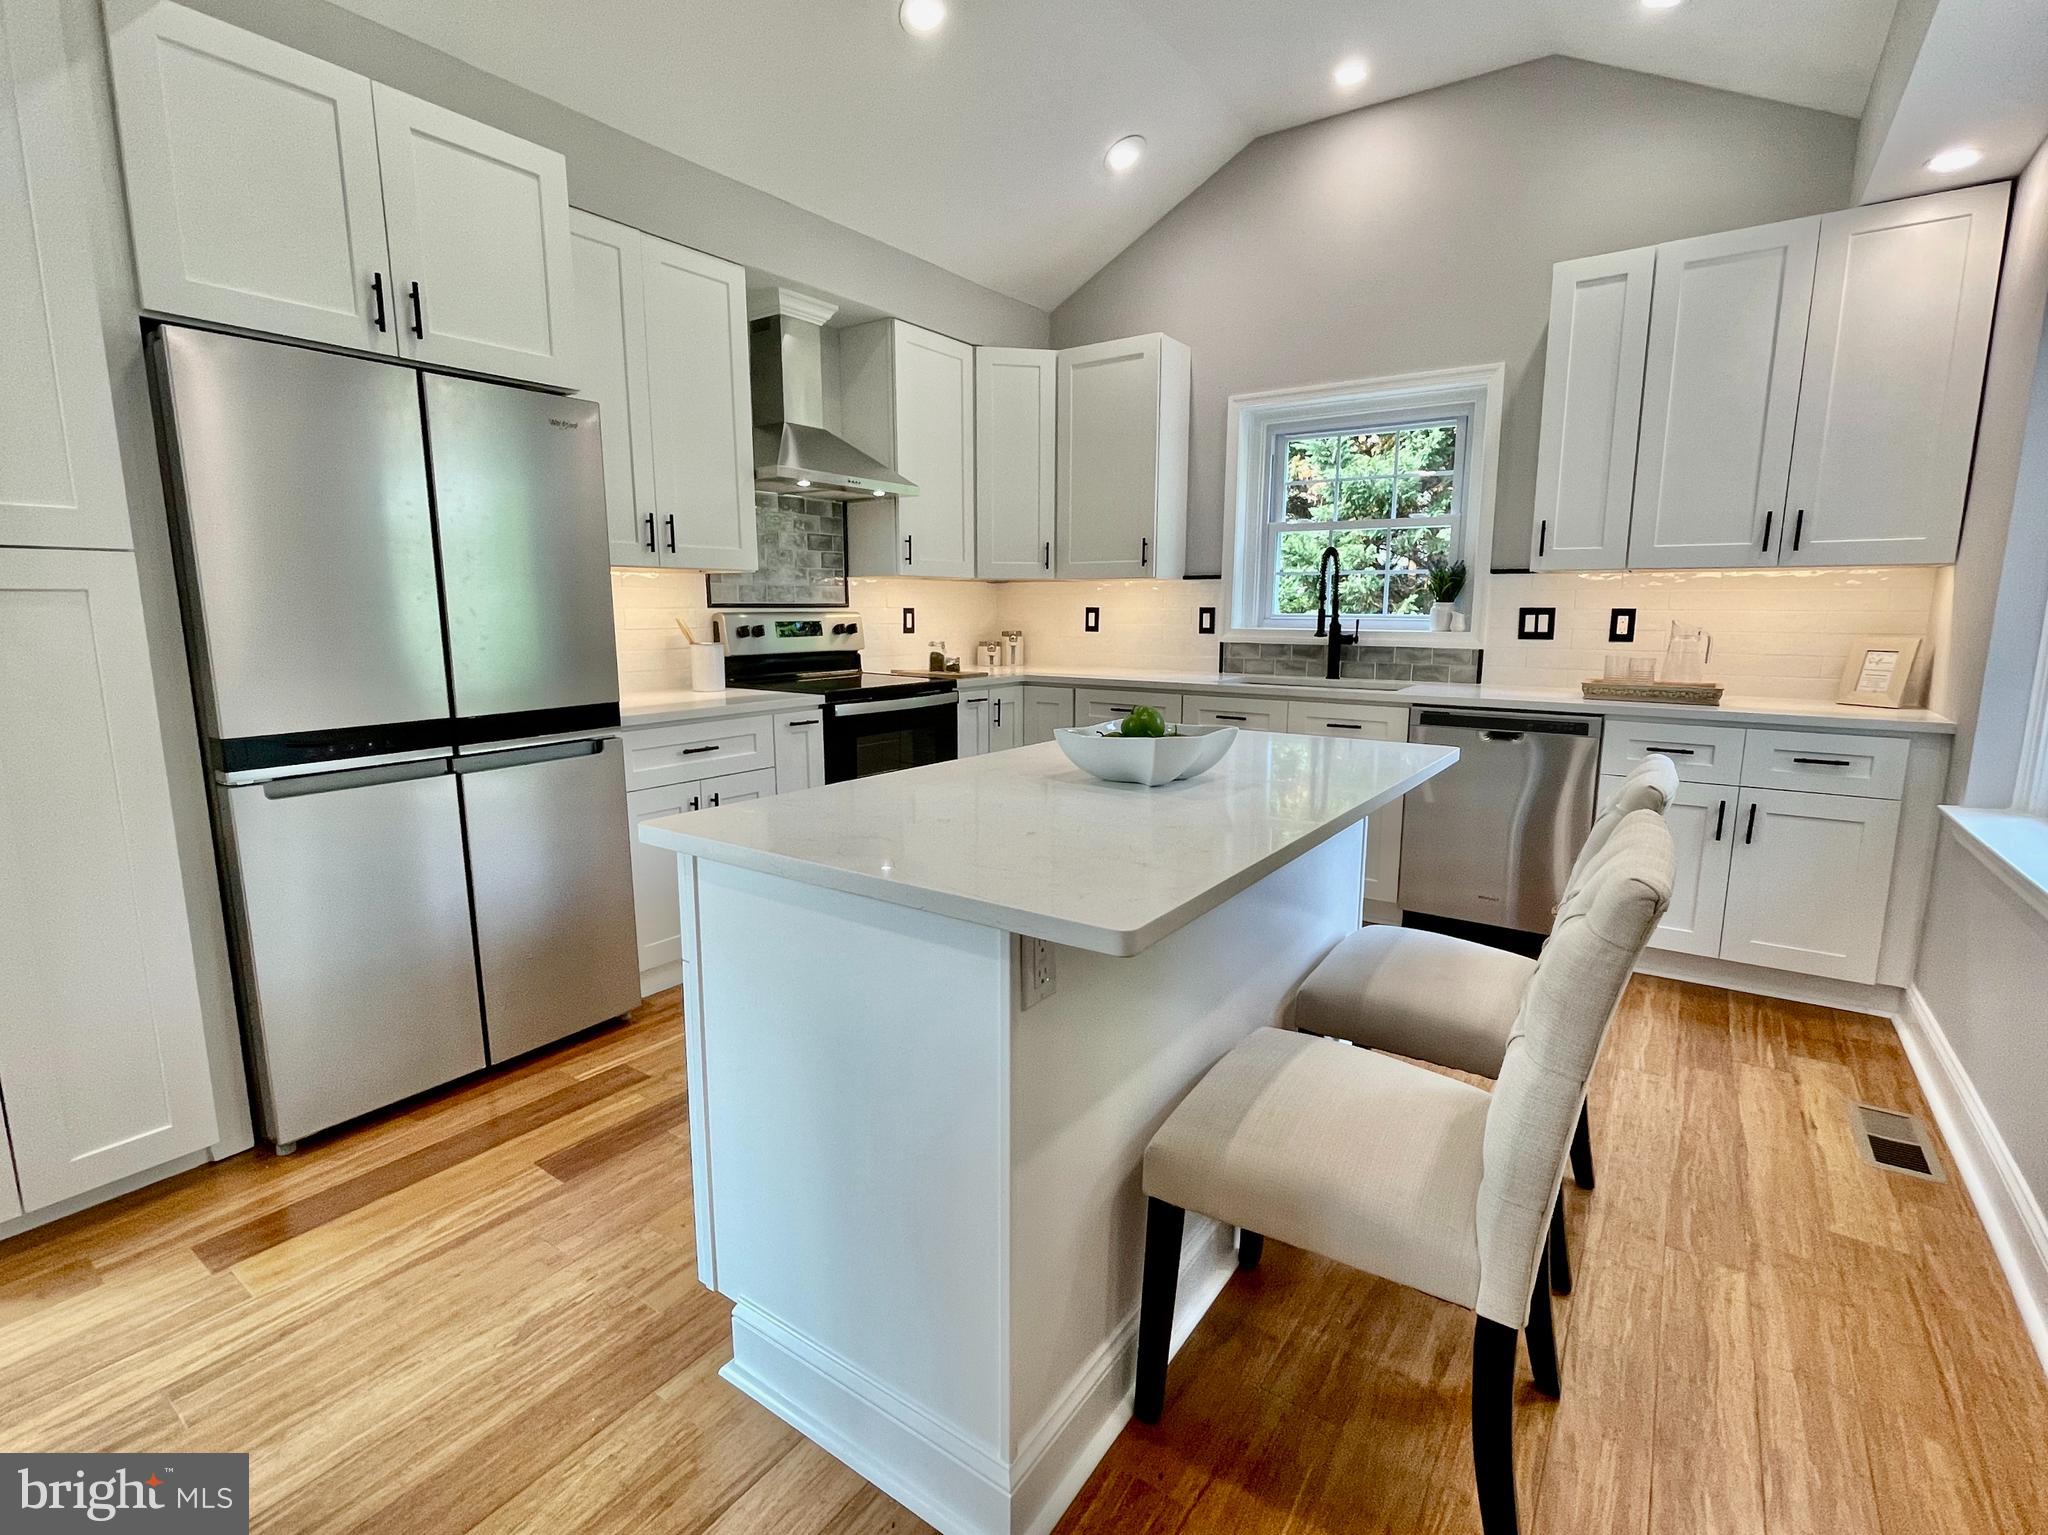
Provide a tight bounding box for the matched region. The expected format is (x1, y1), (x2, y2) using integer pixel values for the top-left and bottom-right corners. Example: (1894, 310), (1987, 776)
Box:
(1020, 936), (1057, 1009)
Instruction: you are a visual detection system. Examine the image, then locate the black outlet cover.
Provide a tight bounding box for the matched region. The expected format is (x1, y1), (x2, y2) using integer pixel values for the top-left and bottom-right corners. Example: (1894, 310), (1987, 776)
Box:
(1084, 606), (1101, 633)
(901, 607), (915, 634)
(1608, 607), (1637, 643)
(1517, 606), (1557, 641)
(1197, 606), (1216, 635)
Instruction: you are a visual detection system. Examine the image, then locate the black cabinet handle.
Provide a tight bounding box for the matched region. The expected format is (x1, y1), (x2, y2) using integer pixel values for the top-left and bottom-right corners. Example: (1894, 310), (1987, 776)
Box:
(1744, 803), (1758, 845)
(1538, 519), (1547, 558)
(1323, 721), (1362, 730)
(1761, 509), (1773, 552)
(681, 744), (719, 756)
(785, 717), (817, 727)
(904, 533), (913, 565)
(708, 791), (720, 807)
(1792, 756), (1852, 767)
(687, 795), (700, 811)
(1043, 541), (1051, 570)
(371, 272), (387, 332)
(1713, 799), (1726, 841)
(1213, 713), (1248, 722)
(665, 515), (677, 554)
(1109, 705), (1134, 715)
(408, 281), (424, 339)
(1792, 508), (1805, 552)
(1643, 745), (1696, 756)
(1140, 536), (1149, 567)
(992, 698), (1001, 727)
(643, 513), (656, 553)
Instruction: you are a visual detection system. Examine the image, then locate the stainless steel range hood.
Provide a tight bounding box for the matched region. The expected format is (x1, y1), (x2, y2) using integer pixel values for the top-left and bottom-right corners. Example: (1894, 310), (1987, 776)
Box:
(751, 289), (916, 502)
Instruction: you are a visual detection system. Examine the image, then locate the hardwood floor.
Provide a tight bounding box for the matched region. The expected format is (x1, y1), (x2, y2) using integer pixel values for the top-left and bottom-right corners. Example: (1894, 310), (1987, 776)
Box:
(2, 977), (2043, 1534)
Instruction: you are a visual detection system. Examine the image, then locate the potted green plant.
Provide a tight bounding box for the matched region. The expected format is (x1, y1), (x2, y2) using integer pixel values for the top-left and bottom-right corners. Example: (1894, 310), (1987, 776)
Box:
(1425, 560), (1467, 631)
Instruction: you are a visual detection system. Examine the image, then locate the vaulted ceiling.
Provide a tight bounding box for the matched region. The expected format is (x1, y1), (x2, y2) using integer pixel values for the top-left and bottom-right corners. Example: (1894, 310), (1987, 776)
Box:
(322, 0), (1897, 311)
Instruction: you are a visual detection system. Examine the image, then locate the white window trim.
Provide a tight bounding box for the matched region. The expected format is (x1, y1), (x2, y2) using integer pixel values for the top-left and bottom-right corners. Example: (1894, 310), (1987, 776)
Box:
(1221, 364), (1501, 648)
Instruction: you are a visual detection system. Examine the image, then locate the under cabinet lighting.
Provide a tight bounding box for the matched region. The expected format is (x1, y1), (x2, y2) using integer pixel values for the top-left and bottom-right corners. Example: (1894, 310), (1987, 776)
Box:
(1333, 58), (1368, 87)
(1641, 0), (1683, 9)
(1105, 135), (1145, 174)
(899, 0), (945, 36)
(796, 478), (811, 488)
(1926, 145), (1983, 173)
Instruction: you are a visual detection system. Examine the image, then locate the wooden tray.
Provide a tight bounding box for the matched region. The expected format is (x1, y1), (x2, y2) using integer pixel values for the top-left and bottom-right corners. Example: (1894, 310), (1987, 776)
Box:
(1579, 679), (1724, 705)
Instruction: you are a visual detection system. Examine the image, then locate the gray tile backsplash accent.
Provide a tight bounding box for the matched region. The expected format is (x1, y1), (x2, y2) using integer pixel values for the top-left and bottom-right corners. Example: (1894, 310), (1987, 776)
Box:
(706, 493), (848, 607)
(1219, 639), (1481, 684)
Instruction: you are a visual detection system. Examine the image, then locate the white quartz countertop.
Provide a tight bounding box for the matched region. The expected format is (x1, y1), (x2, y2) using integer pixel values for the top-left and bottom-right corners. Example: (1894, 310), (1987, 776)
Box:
(958, 666), (1955, 734)
(639, 731), (1457, 956)
(619, 687), (821, 727)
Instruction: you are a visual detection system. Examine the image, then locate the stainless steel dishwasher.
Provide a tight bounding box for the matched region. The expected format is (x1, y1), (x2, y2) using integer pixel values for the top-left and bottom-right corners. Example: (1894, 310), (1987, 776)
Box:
(1399, 708), (1602, 932)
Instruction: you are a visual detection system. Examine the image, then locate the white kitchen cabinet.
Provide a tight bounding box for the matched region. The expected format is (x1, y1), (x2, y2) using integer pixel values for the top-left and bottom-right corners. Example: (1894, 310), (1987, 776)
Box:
(1022, 685), (1074, 745)
(773, 711), (826, 793)
(571, 210), (657, 566)
(958, 691), (991, 757)
(1601, 774), (1733, 958)
(626, 765), (776, 994)
(372, 84), (576, 388)
(1719, 787), (1900, 983)
(1628, 217), (1817, 569)
(1530, 247), (1654, 571)
(107, 0), (393, 354)
(842, 320), (976, 578)
(0, 0), (131, 549)
(571, 213), (756, 571)
(0, 549), (218, 1210)
(1189, 694), (1288, 732)
(108, 4), (576, 387)
(1056, 334), (1191, 580)
(989, 685), (1023, 752)
(976, 348), (1058, 579)
(1285, 700), (1408, 911)
(1074, 687), (1182, 727)
(1782, 185), (2008, 567)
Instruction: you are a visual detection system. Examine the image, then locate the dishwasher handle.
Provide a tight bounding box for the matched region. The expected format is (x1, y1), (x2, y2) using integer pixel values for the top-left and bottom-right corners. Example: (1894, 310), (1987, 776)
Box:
(1482, 730), (1524, 743)
(1414, 709), (1596, 737)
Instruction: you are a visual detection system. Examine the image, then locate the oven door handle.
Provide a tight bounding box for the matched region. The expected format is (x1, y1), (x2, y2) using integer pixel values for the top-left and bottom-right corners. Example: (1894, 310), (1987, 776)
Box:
(834, 693), (955, 719)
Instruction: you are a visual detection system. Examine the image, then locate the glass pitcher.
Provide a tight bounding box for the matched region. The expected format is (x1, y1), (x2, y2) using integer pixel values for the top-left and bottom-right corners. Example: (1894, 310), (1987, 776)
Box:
(1661, 623), (1712, 683)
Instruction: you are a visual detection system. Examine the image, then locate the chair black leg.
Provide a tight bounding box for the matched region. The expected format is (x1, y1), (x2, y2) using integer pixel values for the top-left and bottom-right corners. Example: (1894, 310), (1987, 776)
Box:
(1570, 1102), (1596, 1190)
(1472, 1317), (1519, 1535)
(1548, 1194), (1573, 1296)
(1237, 1229), (1264, 1271)
(1524, 1248), (1561, 1400)
(1134, 1198), (1184, 1424)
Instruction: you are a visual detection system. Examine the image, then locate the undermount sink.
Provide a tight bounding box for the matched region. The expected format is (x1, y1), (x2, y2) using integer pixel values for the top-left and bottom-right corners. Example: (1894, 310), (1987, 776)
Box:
(1215, 673), (1414, 692)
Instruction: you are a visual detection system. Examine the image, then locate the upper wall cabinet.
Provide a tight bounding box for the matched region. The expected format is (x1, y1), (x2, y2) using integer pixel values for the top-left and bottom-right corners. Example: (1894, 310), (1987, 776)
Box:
(571, 210), (756, 571)
(976, 348), (1057, 580)
(1530, 248), (1653, 572)
(841, 320), (977, 579)
(1628, 216), (1817, 569)
(1056, 334), (1190, 580)
(1, 0), (131, 549)
(1532, 187), (2007, 572)
(1782, 184), (2008, 566)
(108, 3), (577, 389)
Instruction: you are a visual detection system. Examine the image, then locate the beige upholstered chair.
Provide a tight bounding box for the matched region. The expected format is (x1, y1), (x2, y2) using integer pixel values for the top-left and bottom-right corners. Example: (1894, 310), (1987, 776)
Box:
(1137, 811), (1673, 1535)
(1293, 752), (1678, 1238)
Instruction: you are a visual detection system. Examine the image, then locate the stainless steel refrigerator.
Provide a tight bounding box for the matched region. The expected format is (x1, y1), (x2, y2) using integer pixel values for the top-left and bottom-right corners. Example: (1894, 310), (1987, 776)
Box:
(151, 326), (640, 1148)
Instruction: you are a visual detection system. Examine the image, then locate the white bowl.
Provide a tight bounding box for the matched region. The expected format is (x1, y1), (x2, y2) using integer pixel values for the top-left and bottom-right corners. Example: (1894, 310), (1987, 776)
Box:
(1054, 723), (1238, 786)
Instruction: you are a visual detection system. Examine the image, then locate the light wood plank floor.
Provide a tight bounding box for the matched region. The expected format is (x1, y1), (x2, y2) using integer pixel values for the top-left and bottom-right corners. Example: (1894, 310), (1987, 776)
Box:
(2, 977), (2043, 1534)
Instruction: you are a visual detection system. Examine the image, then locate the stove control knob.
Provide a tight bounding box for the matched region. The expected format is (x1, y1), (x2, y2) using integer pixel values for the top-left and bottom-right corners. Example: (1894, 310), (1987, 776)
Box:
(832, 623), (850, 635)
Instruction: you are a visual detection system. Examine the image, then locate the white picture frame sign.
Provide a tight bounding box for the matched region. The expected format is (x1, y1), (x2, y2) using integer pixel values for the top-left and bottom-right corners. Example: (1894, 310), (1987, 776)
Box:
(1836, 635), (1923, 709)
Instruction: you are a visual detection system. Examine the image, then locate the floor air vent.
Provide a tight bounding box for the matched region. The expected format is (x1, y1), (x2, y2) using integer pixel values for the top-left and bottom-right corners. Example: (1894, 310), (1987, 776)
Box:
(1852, 1103), (1944, 1182)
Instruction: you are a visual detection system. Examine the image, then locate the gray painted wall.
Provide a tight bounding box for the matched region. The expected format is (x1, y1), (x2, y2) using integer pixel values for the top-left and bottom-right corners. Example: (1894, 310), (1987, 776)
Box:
(1050, 56), (1856, 577)
(1853, 0), (1940, 199)
(126, 0), (1050, 348)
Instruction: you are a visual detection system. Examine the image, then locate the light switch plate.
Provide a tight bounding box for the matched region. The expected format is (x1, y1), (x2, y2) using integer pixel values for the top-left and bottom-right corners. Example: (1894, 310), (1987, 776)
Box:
(1084, 607), (1101, 633)
(1517, 607), (1556, 641)
(902, 607), (916, 634)
(1197, 607), (1216, 635)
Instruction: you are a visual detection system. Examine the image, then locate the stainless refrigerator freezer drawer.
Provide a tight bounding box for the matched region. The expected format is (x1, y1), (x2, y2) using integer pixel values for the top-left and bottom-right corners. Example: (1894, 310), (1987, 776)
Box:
(222, 760), (487, 1144)
(1399, 709), (1601, 933)
(153, 328), (450, 741)
(457, 737), (640, 1061)
(424, 377), (620, 725)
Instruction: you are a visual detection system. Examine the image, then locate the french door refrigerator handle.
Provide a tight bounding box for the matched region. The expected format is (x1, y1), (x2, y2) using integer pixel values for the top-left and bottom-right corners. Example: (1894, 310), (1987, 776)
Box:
(256, 754), (453, 798)
(453, 739), (606, 774)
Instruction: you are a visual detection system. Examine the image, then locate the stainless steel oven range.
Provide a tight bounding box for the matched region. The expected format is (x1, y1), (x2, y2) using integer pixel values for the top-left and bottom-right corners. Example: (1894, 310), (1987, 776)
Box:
(715, 610), (957, 782)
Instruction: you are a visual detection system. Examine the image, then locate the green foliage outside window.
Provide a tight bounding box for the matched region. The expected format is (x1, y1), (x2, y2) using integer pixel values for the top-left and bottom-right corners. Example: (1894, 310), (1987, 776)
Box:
(1270, 421), (1460, 619)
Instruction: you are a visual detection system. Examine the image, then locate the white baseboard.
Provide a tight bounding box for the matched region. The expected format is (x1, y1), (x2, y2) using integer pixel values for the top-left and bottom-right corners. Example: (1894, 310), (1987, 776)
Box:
(724, 1222), (1239, 1535)
(1896, 986), (2048, 1379)
(1636, 948), (1902, 1016)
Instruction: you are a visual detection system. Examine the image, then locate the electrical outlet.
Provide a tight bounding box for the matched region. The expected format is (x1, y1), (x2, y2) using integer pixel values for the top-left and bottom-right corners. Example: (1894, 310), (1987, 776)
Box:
(1608, 607), (1637, 643)
(1019, 935), (1057, 1010)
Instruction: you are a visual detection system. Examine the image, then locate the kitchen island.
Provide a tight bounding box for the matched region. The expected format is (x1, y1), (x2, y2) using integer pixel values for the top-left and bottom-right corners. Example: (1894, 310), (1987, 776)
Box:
(639, 731), (1457, 1535)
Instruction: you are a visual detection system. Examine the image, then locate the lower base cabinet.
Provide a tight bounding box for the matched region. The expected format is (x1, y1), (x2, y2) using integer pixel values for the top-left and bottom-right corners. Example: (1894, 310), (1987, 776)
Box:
(1600, 775), (1733, 958)
(960, 686), (1025, 757)
(1074, 687), (1182, 727)
(1022, 685), (1074, 745)
(1286, 700), (1408, 911)
(0, 550), (219, 1212)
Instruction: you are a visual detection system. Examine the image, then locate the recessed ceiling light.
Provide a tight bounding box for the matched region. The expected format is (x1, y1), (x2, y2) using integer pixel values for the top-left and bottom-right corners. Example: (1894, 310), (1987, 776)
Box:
(1926, 145), (1983, 173)
(1333, 57), (1368, 88)
(1641, 0), (1683, 9)
(1105, 135), (1146, 174)
(899, 0), (945, 36)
